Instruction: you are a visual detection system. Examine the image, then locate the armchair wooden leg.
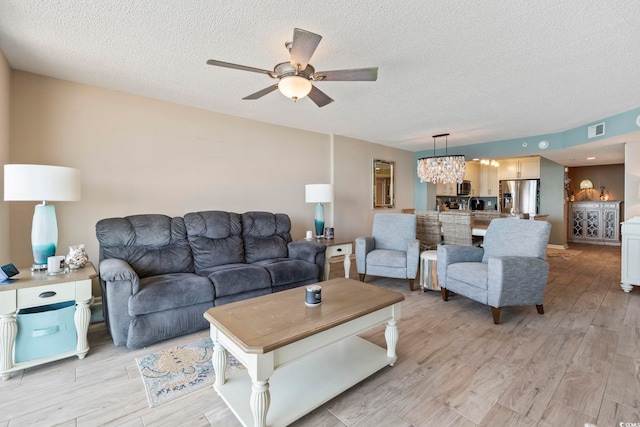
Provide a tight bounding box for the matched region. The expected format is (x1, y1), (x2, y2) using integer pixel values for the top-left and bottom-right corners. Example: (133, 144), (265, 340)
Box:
(536, 304), (544, 314)
(359, 274), (365, 282)
(408, 279), (415, 291)
(441, 287), (449, 301)
(491, 307), (501, 324)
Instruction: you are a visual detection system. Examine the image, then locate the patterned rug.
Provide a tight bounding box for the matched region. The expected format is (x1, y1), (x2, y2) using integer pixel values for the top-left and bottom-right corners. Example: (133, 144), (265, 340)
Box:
(546, 248), (582, 261)
(136, 337), (243, 407)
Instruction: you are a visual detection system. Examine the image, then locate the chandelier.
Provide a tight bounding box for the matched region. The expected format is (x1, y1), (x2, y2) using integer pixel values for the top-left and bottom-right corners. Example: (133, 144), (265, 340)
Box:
(417, 133), (466, 184)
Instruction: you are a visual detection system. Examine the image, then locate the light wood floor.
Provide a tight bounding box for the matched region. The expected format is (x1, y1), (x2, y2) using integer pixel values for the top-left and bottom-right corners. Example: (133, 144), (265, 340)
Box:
(1, 243), (639, 426)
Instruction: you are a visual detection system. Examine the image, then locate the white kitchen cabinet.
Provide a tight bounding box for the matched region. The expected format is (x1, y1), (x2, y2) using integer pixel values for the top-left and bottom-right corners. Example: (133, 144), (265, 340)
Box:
(568, 201), (622, 246)
(479, 165), (499, 197)
(436, 182), (456, 196)
(621, 217), (640, 292)
(499, 157), (540, 180)
(464, 162), (480, 196)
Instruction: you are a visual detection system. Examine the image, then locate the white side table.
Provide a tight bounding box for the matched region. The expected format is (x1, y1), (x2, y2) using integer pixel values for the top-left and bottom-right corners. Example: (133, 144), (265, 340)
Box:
(314, 238), (353, 280)
(0, 263), (96, 380)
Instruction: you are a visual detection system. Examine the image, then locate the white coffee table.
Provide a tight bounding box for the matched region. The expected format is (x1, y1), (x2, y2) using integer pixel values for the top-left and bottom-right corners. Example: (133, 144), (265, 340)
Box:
(204, 278), (404, 427)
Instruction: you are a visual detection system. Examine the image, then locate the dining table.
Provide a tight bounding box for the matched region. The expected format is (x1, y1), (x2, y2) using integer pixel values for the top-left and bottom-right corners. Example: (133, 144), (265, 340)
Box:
(471, 223), (489, 237)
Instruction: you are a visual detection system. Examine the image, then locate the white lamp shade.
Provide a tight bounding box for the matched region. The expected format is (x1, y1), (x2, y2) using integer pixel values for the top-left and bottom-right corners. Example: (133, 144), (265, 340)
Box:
(278, 76), (312, 100)
(305, 184), (334, 203)
(4, 164), (81, 201)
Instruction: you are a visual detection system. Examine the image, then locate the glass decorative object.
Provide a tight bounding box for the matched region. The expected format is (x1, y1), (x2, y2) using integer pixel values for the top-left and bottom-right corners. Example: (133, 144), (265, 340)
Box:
(417, 155), (467, 184)
(31, 204), (58, 265)
(417, 133), (467, 184)
(65, 244), (89, 269)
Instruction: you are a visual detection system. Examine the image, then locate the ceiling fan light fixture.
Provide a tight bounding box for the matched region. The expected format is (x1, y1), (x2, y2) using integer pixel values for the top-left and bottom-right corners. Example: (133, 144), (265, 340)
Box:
(278, 75), (312, 101)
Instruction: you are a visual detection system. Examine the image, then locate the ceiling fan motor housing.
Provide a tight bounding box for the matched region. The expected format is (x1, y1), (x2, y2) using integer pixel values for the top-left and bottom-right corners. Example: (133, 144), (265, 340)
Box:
(273, 62), (315, 80)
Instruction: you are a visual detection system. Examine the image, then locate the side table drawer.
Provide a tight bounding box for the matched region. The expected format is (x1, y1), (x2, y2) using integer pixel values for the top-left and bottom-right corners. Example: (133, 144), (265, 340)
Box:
(326, 244), (353, 258)
(18, 282), (76, 309)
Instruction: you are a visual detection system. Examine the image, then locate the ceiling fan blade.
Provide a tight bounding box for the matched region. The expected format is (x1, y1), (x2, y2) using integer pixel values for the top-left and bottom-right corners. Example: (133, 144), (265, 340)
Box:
(307, 85), (334, 108)
(206, 59), (275, 77)
(243, 84), (279, 100)
(313, 67), (378, 82)
(289, 28), (322, 70)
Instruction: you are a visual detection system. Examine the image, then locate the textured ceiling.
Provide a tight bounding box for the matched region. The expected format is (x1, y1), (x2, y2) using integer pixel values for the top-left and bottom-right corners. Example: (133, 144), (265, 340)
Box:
(1, 1), (639, 165)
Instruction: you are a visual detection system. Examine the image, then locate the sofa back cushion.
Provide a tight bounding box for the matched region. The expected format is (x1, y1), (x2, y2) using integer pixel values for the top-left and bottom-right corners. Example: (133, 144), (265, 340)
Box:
(481, 218), (551, 263)
(372, 213), (416, 252)
(96, 214), (194, 278)
(242, 212), (291, 263)
(184, 211), (244, 274)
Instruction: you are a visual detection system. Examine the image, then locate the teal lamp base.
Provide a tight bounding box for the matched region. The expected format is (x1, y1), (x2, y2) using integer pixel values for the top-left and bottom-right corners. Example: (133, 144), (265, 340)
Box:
(314, 203), (325, 238)
(31, 203), (58, 269)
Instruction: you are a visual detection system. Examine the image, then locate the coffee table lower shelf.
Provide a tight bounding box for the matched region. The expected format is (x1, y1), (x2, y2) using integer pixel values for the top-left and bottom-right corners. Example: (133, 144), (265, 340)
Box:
(215, 335), (391, 427)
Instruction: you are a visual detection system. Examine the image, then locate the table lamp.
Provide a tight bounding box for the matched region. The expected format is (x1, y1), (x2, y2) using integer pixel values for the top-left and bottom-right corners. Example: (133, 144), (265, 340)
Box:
(4, 164), (81, 270)
(305, 184), (334, 238)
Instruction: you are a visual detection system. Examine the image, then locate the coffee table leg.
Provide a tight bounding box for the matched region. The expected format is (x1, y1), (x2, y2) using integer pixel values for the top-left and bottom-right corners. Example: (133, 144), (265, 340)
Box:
(384, 319), (398, 366)
(213, 341), (227, 387)
(250, 379), (270, 427)
(343, 254), (351, 278)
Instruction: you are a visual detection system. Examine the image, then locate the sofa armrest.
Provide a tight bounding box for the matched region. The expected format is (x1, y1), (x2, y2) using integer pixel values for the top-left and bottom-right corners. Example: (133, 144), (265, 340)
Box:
(487, 256), (550, 308)
(288, 241), (327, 270)
(407, 238), (420, 279)
(100, 258), (140, 293)
(437, 244), (484, 285)
(355, 236), (374, 274)
(98, 258), (140, 347)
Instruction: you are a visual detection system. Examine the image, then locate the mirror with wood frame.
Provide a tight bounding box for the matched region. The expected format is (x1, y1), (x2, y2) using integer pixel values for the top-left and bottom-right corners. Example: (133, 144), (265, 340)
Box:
(373, 159), (395, 208)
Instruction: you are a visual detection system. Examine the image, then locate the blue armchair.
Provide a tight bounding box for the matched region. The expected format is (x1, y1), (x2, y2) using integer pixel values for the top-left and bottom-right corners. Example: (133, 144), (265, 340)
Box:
(356, 213), (420, 290)
(437, 218), (552, 323)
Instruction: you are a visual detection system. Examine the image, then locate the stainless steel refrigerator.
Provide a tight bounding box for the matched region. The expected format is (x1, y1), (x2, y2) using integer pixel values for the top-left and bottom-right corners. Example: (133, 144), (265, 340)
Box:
(500, 179), (539, 215)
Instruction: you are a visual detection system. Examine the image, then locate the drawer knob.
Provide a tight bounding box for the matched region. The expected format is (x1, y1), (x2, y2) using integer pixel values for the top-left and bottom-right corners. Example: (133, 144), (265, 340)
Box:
(337, 248), (342, 252)
(38, 291), (57, 298)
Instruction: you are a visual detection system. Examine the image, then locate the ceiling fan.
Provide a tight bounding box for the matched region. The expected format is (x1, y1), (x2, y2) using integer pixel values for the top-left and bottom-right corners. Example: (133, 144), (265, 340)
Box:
(206, 28), (378, 107)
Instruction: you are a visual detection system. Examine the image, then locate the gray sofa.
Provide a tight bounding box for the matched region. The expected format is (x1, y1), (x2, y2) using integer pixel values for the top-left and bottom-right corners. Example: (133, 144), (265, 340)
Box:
(96, 211), (326, 348)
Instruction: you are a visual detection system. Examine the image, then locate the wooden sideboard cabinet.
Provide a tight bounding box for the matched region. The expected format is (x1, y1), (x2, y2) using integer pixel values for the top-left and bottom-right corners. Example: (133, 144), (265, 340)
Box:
(568, 201), (623, 246)
(621, 218), (640, 292)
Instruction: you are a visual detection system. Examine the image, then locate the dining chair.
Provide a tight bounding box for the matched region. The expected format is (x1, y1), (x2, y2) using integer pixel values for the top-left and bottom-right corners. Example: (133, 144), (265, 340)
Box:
(439, 211), (479, 246)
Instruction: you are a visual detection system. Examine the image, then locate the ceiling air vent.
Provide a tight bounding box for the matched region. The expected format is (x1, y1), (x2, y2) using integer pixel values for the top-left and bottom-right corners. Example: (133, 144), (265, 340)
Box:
(588, 122), (605, 139)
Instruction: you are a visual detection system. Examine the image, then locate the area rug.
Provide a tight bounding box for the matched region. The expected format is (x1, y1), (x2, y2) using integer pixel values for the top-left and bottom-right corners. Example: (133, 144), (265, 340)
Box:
(546, 248), (582, 261)
(136, 337), (243, 407)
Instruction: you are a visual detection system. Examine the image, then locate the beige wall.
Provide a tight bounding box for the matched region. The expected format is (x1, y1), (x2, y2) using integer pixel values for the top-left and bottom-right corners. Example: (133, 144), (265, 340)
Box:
(7, 71), (414, 293)
(0, 50), (10, 263)
(333, 135), (415, 243)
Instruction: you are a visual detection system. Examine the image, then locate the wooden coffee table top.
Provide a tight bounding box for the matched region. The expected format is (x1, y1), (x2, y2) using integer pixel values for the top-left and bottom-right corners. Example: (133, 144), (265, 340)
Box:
(204, 278), (404, 354)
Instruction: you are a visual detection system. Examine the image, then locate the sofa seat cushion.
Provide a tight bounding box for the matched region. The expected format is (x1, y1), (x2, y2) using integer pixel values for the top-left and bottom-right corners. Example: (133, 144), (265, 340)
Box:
(447, 262), (489, 289)
(205, 264), (271, 298)
(254, 258), (320, 286)
(129, 273), (214, 316)
(367, 249), (406, 268)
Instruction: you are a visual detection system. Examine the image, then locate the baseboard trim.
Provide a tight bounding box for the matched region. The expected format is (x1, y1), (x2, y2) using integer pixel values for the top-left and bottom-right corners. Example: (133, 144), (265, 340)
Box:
(547, 244), (569, 250)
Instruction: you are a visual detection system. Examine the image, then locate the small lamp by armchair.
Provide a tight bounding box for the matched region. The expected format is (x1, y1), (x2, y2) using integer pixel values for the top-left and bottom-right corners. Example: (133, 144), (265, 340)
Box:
(4, 164), (81, 270)
(305, 184), (334, 238)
